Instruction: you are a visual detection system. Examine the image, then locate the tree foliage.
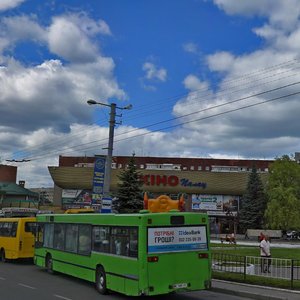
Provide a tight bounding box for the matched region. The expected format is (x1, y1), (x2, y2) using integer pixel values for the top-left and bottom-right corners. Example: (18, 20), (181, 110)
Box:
(239, 166), (267, 232)
(113, 154), (144, 213)
(265, 155), (300, 230)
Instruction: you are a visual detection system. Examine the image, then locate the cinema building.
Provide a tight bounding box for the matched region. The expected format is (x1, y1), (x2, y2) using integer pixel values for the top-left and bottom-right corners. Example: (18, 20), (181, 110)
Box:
(49, 155), (272, 234)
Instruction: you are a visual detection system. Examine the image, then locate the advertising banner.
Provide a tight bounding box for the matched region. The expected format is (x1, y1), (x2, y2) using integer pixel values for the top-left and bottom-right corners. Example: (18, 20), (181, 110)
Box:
(62, 189), (93, 207)
(92, 156), (106, 206)
(192, 194), (239, 213)
(192, 194), (223, 210)
(147, 226), (207, 253)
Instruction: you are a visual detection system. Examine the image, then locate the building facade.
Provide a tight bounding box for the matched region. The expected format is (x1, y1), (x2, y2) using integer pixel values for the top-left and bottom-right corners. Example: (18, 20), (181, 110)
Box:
(48, 155), (273, 234)
(48, 156), (273, 233)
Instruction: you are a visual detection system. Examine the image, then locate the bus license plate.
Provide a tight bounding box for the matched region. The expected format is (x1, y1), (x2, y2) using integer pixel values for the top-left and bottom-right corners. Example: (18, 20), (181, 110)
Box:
(173, 283), (188, 289)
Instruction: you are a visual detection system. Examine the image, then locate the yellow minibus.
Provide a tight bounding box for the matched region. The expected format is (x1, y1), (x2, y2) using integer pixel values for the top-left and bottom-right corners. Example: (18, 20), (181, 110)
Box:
(0, 217), (36, 262)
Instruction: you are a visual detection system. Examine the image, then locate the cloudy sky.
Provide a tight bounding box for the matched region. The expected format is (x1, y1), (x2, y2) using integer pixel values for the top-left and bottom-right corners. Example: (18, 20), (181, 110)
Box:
(1, 0), (300, 188)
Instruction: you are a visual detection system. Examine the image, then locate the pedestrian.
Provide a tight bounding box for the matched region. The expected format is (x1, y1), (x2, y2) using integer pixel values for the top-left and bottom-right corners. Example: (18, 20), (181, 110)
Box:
(259, 235), (271, 273)
(259, 232), (265, 242)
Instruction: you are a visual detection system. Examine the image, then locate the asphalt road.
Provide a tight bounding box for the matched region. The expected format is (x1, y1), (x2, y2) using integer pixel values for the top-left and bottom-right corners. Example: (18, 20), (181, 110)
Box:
(0, 261), (252, 300)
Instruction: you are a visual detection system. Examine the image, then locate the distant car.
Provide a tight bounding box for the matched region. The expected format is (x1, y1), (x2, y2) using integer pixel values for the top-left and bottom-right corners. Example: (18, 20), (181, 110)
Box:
(286, 230), (300, 240)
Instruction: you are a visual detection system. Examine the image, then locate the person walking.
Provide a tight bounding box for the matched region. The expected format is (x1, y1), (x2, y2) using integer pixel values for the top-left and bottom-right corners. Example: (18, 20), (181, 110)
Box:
(259, 235), (271, 273)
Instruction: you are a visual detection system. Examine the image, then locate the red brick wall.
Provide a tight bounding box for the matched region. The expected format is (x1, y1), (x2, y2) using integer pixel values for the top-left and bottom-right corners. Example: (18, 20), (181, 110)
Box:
(0, 165), (17, 182)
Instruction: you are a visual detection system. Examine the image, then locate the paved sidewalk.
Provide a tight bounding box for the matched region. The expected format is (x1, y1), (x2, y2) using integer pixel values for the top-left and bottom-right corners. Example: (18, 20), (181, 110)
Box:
(212, 279), (300, 300)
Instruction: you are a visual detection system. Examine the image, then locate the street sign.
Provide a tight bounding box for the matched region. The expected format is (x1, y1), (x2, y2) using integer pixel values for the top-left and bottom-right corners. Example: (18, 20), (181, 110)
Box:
(101, 197), (112, 213)
(92, 156), (106, 207)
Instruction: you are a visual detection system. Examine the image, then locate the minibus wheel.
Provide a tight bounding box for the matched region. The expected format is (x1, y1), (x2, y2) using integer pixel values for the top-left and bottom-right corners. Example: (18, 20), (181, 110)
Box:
(95, 266), (107, 294)
(0, 249), (6, 262)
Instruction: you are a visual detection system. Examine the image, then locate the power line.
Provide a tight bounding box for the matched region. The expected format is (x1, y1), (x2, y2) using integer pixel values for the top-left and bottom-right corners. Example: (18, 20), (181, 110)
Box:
(21, 87), (300, 162)
(5, 59), (300, 162)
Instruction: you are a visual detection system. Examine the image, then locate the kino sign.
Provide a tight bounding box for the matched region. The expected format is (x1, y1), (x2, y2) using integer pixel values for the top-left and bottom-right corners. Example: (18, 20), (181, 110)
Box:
(140, 174), (207, 189)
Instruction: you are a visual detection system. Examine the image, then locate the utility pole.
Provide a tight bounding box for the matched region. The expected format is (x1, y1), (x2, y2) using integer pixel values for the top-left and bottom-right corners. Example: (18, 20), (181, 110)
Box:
(87, 100), (132, 196)
(104, 103), (116, 195)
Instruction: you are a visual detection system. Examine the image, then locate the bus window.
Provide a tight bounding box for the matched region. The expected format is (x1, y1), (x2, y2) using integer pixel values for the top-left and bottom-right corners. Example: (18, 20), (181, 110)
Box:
(110, 227), (138, 257)
(92, 226), (110, 253)
(78, 225), (91, 255)
(65, 224), (78, 253)
(53, 224), (65, 250)
(25, 222), (36, 234)
(128, 228), (138, 258)
(10, 222), (18, 237)
(1, 223), (10, 237)
(35, 224), (44, 248)
(44, 223), (54, 248)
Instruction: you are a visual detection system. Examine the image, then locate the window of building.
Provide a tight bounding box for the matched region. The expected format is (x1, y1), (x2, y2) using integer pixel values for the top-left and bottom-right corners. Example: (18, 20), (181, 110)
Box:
(190, 166), (194, 170)
(118, 164), (122, 168)
(205, 166), (210, 171)
(140, 164), (144, 169)
(198, 166), (202, 171)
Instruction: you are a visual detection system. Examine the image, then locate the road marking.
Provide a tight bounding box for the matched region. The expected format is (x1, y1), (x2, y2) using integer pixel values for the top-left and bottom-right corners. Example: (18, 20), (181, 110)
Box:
(54, 294), (73, 300)
(18, 283), (36, 289)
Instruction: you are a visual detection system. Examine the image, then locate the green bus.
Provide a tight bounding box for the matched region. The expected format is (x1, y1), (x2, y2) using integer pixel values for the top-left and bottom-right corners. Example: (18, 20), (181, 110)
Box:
(34, 211), (211, 296)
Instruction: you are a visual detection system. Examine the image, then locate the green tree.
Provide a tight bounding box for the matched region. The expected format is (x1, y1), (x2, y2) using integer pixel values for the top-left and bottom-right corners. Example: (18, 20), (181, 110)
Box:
(239, 166), (267, 232)
(113, 154), (144, 213)
(265, 155), (300, 230)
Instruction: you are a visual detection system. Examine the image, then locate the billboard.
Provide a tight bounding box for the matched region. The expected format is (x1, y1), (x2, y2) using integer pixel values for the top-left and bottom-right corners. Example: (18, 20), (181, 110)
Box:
(192, 194), (239, 214)
(147, 226), (208, 253)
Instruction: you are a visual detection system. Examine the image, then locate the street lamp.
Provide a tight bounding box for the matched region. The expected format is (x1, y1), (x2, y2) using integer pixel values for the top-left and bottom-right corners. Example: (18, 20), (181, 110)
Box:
(87, 99), (132, 196)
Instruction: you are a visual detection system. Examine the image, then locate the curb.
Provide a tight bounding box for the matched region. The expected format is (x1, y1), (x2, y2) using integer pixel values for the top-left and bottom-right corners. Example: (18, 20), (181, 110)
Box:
(212, 279), (300, 300)
(211, 287), (287, 300)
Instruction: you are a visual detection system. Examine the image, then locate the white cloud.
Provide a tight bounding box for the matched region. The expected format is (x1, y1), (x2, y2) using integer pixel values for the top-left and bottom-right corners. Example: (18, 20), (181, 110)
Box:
(183, 75), (209, 92)
(206, 51), (235, 72)
(3, 2), (300, 188)
(0, 0), (25, 11)
(213, 0), (300, 31)
(183, 42), (199, 54)
(48, 16), (99, 63)
(142, 62), (167, 82)
(1, 15), (46, 42)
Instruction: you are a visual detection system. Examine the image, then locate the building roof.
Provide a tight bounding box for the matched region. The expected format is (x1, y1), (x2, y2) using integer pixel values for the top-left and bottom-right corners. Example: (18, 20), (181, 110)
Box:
(0, 182), (38, 198)
(48, 166), (269, 195)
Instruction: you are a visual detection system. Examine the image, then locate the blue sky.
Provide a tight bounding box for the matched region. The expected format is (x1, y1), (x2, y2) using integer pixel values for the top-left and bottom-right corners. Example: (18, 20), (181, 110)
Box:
(0, 0), (300, 187)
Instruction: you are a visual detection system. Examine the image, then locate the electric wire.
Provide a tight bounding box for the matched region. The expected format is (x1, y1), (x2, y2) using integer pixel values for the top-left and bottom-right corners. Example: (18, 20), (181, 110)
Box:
(19, 84), (300, 162)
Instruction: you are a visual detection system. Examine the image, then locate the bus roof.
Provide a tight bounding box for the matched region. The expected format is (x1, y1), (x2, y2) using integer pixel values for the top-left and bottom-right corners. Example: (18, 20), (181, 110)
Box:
(0, 207), (38, 217)
(36, 211), (208, 226)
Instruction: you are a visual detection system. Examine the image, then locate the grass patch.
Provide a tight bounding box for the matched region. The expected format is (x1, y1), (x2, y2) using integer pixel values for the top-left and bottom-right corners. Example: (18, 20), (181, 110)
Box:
(211, 243), (300, 290)
(213, 271), (300, 290)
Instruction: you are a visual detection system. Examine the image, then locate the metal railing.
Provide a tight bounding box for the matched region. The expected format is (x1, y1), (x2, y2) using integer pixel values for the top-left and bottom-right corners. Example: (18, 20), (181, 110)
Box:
(212, 253), (300, 289)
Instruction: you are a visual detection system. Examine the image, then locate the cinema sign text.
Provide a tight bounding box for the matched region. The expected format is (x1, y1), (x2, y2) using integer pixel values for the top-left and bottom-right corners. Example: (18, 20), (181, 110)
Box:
(140, 175), (207, 189)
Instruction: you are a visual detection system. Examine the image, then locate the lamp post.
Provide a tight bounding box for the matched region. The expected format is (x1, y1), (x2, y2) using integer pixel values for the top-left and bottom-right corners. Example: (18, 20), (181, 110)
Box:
(87, 99), (132, 196)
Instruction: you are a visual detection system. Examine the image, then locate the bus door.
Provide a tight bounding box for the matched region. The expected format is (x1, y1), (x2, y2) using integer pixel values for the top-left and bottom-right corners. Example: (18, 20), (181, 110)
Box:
(146, 225), (209, 294)
(21, 220), (36, 257)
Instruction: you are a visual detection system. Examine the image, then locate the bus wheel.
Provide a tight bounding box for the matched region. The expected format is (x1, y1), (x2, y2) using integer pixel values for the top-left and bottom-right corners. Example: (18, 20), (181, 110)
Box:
(0, 249), (6, 263)
(95, 266), (107, 294)
(45, 255), (54, 274)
